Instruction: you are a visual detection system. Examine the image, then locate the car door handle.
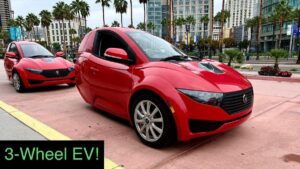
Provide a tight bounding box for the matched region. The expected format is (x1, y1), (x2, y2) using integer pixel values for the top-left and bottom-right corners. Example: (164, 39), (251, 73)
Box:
(90, 67), (99, 72)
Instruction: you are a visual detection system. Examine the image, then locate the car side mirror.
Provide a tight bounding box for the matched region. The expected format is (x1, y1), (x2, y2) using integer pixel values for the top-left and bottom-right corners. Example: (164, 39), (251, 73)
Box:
(104, 48), (129, 61)
(55, 51), (65, 57)
(5, 52), (17, 58)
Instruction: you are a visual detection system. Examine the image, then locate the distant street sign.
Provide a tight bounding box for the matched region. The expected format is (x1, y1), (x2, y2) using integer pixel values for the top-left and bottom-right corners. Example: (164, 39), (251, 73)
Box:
(293, 23), (298, 37)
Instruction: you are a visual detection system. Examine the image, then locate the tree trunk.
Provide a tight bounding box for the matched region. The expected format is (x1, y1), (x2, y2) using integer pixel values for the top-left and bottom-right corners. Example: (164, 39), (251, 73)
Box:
(33, 28), (36, 41)
(85, 17), (87, 33)
(256, 21), (260, 60)
(36, 26), (39, 42)
(278, 17), (283, 49)
(102, 5), (105, 26)
(121, 14), (123, 27)
(274, 58), (279, 70)
(44, 27), (48, 46)
(69, 20), (72, 49)
(220, 0), (225, 53)
(257, 0), (263, 60)
(78, 14), (82, 38)
(273, 21), (277, 49)
(130, 0), (133, 26)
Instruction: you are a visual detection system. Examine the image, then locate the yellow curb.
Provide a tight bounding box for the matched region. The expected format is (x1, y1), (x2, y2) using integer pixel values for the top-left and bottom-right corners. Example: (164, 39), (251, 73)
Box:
(0, 100), (121, 169)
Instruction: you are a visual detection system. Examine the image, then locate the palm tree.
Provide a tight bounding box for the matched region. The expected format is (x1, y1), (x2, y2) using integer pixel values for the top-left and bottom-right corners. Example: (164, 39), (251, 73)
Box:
(39, 10), (52, 46)
(111, 20), (120, 27)
(33, 15), (40, 41)
(64, 4), (74, 48)
(136, 22), (145, 30)
(53, 1), (67, 51)
(246, 18), (256, 51)
(147, 22), (155, 34)
(71, 0), (84, 37)
(95, 0), (111, 27)
(139, 0), (148, 31)
(257, 0), (263, 60)
(275, 0), (292, 48)
(24, 18), (33, 41)
(294, 8), (300, 64)
(26, 13), (37, 41)
(268, 12), (279, 49)
(114, 0), (128, 27)
(201, 15), (209, 38)
(15, 16), (25, 40)
(81, 1), (90, 34)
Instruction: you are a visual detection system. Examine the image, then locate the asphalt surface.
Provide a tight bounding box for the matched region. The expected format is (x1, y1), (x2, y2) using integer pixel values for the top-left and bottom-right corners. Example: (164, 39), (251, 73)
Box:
(0, 59), (300, 169)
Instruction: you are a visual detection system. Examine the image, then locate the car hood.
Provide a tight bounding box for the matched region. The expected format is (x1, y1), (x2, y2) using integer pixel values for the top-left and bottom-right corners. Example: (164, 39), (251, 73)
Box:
(21, 57), (72, 70)
(138, 59), (251, 93)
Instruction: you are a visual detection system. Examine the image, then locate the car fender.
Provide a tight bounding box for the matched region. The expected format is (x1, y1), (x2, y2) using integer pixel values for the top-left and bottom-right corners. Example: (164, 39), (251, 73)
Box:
(131, 75), (190, 140)
(12, 64), (29, 88)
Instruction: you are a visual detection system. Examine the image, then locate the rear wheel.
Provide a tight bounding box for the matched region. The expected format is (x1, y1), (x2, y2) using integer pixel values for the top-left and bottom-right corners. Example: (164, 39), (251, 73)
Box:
(13, 73), (25, 92)
(131, 94), (176, 148)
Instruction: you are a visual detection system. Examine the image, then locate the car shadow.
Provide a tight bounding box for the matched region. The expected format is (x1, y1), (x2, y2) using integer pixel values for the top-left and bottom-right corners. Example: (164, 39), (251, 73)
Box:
(23, 85), (75, 93)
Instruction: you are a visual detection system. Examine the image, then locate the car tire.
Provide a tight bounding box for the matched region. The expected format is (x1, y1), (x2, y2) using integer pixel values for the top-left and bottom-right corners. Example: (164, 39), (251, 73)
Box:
(13, 72), (25, 92)
(68, 83), (76, 87)
(131, 93), (176, 148)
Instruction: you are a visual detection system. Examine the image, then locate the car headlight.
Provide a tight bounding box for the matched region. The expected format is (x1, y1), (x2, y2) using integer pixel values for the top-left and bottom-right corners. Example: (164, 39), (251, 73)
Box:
(25, 68), (43, 74)
(68, 65), (75, 71)
(178, 89), (223, 106)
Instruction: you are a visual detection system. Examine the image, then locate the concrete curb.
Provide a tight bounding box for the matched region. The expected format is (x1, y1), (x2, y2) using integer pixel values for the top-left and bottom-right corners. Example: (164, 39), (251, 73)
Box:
(243, 74), (300, 83)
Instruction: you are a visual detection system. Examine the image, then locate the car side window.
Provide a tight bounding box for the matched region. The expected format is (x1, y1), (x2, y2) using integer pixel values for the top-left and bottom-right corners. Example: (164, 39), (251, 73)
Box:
(8, 43), (19, 56)
(93, 31), (135, 63)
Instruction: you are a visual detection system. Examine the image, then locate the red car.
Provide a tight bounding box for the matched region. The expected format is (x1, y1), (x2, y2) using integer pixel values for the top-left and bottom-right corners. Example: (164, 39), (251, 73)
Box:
(4, 41), (75, 92)
(75, 28), (253, 147)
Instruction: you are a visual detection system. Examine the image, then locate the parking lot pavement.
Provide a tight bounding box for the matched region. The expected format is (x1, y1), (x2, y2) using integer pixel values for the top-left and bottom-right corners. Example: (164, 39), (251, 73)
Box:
(0, 59), (300, 169)
(0, 108), (45, 140)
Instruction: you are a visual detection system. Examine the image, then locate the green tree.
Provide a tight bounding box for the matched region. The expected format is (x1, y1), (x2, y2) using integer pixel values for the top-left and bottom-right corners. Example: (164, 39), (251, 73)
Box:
(15, 16), (25, 40)
(33, 15), (40, 41)
(215, 10), (230, 53)
(275, 0), (292, 48)
(53, 1), (67, 51)
(114, 0), (128, 27)
(26, 13), (38, 41)
(95, 0), (111, 27)
(147, 22), (155, 34)
(80, 1), (90, 34)
(139, 0), (148, 31)
(64, 4), (74, 48)
(52, 42), (61, 52)
(136, 22), (145, 30)
(39, 10), (52, 46)
(71, 0), (84, 37)
(268, 11), (280, 49)
(223, 38), (236, 48)
(111, 20), (120, 27)
(270, 49), (288, 70)
(225, 49), (244, 66)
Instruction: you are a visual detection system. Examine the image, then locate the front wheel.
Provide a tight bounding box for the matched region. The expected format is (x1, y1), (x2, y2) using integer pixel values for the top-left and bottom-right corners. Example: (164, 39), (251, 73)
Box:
(13, 73), (25, 92)
(131, 94), (176, 148)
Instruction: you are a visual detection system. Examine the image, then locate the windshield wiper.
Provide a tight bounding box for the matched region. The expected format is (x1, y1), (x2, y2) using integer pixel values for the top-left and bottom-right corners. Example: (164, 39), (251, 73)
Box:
(160, 55), (189, 61)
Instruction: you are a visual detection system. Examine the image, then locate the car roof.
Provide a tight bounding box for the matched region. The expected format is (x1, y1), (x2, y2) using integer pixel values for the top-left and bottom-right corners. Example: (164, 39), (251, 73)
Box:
(94, 27), (142, 33)
(12, 41), (38, 45)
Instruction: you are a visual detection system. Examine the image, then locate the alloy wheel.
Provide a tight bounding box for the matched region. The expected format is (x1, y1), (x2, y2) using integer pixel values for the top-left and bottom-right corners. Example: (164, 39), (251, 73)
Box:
(134, 100), (164, 142)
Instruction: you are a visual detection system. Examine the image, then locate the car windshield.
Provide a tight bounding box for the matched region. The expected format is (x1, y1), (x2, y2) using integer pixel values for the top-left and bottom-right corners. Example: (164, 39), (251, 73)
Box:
(126, 31), (187, 61)
(20, 44), (54, 58)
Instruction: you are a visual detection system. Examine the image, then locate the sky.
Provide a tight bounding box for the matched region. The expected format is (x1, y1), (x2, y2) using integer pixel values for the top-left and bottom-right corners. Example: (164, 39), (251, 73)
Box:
(11, 0), (222, 28)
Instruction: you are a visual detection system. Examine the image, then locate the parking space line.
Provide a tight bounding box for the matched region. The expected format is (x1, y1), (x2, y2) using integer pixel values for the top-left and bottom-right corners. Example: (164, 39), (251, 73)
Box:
(0, 100), (121, 169)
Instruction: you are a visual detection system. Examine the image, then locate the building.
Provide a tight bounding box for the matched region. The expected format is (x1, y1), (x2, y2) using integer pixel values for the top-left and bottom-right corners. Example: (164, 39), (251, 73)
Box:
(146, 0), (168, 37)
(261, 0), (300, 51)
(212, 21), (221, 40)
(47, 17), (85, 48)
(174, 0), (213, 42)
(233, 25), (249, 43)
(225, 0), (257, 29)
(0, 0), (12, 31)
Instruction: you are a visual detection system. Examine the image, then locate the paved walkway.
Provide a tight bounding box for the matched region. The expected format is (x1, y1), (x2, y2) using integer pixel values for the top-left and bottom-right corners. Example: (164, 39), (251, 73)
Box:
(0, 108), (45, 140)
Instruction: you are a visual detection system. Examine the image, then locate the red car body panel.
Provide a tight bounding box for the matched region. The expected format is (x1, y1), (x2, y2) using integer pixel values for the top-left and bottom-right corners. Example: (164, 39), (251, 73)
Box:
(75, 28), (253, 141)
(4, 41), (75, 89)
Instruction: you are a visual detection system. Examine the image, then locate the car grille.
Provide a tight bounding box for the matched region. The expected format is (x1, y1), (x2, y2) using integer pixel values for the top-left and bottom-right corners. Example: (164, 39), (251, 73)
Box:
(220, 87), (254, 115)
(41, 69), (70, 78)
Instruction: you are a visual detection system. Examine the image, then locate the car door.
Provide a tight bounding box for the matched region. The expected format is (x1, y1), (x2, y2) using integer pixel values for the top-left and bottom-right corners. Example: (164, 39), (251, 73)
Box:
(85, 31), (135, 118)
(4, 43), (20, 80)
